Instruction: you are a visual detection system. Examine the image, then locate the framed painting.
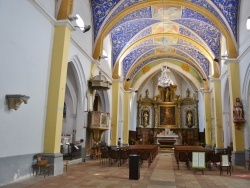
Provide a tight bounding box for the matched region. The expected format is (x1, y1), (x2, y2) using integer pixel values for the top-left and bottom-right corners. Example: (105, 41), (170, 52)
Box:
(159, 105), (176, 127)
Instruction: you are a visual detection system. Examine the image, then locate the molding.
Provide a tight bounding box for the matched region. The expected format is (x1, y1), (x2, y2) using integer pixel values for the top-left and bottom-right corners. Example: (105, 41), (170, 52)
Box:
(238, 42), (250, 62)
(55, 20), (75, 31)
(113, 78), (123, 83)
(28, 0), (56, 25)
(224, 58), (238, 65)
(70, 38), (98, 63)
(210, 78), (220, 82)
(220, 69), (228, 80)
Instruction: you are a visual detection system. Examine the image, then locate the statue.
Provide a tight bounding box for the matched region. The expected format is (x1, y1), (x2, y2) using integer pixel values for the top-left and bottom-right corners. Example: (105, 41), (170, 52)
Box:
(193, 93), (196, 101)
(145, 89), (149, 98)
(153, 96), (157, 101)
(187, 112), (192, 125)
(139, 94), (142, 101)
(233, 98), (243, 119)
(175, 95), (181, 101)
(186, 89), (190, 97)
(143, 111), (149, 127)
(165, 88), (171, 102)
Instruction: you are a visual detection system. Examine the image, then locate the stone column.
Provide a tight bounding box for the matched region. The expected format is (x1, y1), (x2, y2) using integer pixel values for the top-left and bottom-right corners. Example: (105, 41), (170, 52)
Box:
(44, 20), (74, 175)
(211, 78), (224, 152)
(227, 60), (245, 166)
(123, 91), (130, 145)
(204, 91), (212, 148)
(110, 79), (121, 145)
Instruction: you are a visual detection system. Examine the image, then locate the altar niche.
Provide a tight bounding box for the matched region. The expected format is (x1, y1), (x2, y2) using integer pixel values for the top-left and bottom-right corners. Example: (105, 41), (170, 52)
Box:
(136, 86), (199, 145)
(159, 105), (176, 127)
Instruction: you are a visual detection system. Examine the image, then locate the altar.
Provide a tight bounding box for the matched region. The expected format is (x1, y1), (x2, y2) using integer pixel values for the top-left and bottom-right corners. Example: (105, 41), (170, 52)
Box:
(155, 129), (180, 148)
(134, 67), (200, 146)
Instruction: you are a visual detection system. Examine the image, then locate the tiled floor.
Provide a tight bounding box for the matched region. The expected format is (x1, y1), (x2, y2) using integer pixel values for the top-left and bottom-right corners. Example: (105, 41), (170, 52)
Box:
(2, 151), (250, 188)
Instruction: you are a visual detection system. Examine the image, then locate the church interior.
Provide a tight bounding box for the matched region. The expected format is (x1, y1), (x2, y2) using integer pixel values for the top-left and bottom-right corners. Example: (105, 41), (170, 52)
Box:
(1, 0), (250, 186)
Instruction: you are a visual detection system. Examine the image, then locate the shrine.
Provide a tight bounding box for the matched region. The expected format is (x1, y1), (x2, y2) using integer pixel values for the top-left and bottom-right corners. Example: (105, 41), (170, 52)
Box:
(135, 66), (199, 147)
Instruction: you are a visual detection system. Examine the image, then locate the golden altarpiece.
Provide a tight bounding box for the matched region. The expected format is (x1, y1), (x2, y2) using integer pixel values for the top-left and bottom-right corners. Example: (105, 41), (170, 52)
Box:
(136, 84), (199, 147)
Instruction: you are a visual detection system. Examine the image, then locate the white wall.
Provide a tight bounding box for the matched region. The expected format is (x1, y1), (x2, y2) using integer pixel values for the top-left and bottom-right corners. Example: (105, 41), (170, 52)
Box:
(238, 0), (250, 149)
(0, 0), (54, 157)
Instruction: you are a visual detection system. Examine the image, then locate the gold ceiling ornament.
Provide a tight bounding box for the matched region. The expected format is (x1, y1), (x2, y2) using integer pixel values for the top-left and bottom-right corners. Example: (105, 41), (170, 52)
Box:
(181, 63), (190, 71)
(142, 65), (151, 73)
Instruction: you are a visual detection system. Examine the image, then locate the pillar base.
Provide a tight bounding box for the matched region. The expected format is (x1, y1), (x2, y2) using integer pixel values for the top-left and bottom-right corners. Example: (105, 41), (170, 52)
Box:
(109, 145), (118, 150)
(245, 149), (250, 160)
(232, 151), (245, 166)
(43, 153), (63, 176)
(122, 143), (129, 147)
(205, 145), (212, 149)
(215, 148), (225, 153)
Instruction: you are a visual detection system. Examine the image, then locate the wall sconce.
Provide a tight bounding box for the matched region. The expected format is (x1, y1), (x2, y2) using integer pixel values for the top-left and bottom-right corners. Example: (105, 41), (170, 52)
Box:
(74, 25), (91, 33)
(6, 95), (30, 110)
(246, 16), (250, 31)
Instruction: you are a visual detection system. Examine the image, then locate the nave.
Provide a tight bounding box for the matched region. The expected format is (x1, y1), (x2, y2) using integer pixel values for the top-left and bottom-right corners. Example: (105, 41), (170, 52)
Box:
(3, 150), (250, 188)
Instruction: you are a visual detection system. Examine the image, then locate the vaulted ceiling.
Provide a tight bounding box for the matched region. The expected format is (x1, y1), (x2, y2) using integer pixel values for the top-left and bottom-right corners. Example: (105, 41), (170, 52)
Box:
(91, 0), (239, 90)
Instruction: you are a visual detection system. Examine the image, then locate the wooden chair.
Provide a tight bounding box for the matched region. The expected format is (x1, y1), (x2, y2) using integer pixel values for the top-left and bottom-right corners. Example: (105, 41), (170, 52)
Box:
(100, 149), (109, 165)
(220, 154), (231, 176)
(178, 152), (189, 170)
(108, 150), (120, 166)
(36, 153), (51, 178)
(119, 150), (129, 166)
(139, 151), (151, 168)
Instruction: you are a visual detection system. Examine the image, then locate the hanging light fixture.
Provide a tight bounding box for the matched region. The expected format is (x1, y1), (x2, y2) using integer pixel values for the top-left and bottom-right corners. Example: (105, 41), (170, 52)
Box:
(158, 66), (173, 87)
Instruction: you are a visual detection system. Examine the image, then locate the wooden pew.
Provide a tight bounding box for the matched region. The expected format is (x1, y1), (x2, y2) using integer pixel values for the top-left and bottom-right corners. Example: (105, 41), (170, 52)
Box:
(174, 146), (214, 170)
(122, 145), (159, 165)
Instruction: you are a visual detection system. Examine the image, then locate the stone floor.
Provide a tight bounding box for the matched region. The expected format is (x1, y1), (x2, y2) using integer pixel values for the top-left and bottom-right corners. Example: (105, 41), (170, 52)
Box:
(2, 150), (250, 188)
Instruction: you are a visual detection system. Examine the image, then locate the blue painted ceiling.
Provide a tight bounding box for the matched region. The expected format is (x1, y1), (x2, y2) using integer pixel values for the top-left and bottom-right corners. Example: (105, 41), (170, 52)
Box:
(91, 0), (239, 80)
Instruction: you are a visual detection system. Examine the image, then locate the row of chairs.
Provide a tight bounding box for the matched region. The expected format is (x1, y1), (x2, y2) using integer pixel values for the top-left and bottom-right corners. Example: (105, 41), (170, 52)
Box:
(100, 149), (152, 168)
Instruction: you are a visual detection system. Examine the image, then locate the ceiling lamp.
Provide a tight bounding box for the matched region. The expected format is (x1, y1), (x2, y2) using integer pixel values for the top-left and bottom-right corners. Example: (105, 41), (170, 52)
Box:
(71, 14), (91, 33)
(247, 16), (250, 31)
(158, 66), (173, 87)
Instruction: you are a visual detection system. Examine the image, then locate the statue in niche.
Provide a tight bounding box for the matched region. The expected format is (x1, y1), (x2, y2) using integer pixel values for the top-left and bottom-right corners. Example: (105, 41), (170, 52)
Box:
(142, 110), (149, 127)
(186, 111), (193, 128)
(165, 87), (171, 102)
(145, 89), (149, 98)
(193, 93), (197, 101)
(186, 89), (190, 97)
(139, 94), (142, 101)
(233, 98), (244, 120)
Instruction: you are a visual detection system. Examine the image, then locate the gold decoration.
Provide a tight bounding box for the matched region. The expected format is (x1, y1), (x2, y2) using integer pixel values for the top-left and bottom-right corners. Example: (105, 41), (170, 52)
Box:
(142, 65), (151, 73)
(182, 63), (190, 71)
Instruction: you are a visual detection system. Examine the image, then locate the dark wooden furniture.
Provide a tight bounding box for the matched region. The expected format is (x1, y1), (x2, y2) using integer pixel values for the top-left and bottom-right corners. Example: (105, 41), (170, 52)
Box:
(122, 145), (158, 162)
(174, 146), (214, 170)
(35, 153), (51, 178)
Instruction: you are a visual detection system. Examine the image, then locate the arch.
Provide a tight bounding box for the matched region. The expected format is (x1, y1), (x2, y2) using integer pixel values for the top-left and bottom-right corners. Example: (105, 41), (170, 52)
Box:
(127, 55), (206, 82)
(132, 62), (202, 90)
(68, 55), (88, 142)
(93, 1), (237, 61)
(114, 33), (217, 79)
(66, 78), (77, 116)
